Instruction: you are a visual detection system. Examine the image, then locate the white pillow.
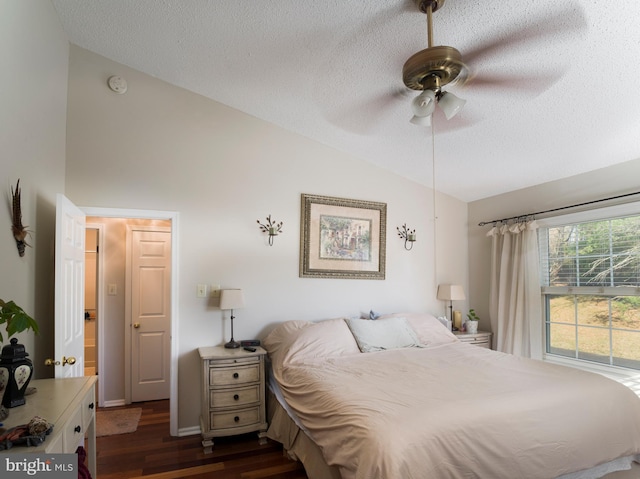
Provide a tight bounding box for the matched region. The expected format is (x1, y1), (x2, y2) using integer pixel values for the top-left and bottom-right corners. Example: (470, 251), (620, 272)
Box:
(345, 317), (423, 353)
(262, 318), (361, 371)
(378, 312), (459, 347)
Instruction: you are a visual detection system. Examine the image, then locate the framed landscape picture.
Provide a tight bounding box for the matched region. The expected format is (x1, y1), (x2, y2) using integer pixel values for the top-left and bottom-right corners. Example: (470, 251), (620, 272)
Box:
(300, 194), (386, 279)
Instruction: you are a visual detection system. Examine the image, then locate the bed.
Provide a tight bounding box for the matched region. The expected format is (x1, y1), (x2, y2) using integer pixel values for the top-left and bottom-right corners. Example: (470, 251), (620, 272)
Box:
(262, 312), (640, 479)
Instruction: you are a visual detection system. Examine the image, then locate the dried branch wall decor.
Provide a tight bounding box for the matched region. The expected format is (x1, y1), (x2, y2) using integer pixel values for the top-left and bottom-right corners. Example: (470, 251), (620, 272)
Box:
(11, 179), (30, 257)
(257, 214), (283, 246)
(397, 223), (417, 250)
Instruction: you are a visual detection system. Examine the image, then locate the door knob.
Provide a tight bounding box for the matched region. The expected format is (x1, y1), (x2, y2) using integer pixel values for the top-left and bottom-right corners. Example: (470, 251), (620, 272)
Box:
(45, 357), (76, 366)
(62, 356), (76, 366)
(133, 323), (140, 328)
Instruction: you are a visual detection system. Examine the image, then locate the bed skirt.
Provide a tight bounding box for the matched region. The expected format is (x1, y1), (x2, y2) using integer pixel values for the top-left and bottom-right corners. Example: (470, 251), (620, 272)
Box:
(266, 388), (342, 479)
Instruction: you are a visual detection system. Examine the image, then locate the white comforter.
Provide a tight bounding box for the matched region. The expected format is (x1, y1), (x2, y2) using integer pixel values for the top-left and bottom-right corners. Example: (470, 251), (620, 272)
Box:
(265, 316), (640, 479)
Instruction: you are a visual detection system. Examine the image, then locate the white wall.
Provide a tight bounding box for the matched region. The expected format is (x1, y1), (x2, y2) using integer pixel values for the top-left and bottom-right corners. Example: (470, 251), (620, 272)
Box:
(468, 158), (640, 335)
(64, 45), (469, 431)
(0, 0), (68, 377)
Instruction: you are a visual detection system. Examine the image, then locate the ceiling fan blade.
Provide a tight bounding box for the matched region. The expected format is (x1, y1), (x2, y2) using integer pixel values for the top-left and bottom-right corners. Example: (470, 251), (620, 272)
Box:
(462, 4), (587, 66)
(461, 73), (559, 92)
(326, 87), (413, 135)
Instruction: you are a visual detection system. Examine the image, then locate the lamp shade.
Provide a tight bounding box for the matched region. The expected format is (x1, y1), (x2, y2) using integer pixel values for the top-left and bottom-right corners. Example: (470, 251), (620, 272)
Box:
(411, 89), (436, 117)
(436, 284), (466, 301)
(438, 91), (466, 120)
(219, 289), (244, 310)
(410, 114), (432, 127)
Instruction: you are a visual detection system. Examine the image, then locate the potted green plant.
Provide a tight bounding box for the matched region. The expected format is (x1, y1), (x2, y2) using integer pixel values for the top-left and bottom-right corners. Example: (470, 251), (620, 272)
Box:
(0, 299), (39, 342)
(465, 309), (480, 334)
(0, 299), (39, 408)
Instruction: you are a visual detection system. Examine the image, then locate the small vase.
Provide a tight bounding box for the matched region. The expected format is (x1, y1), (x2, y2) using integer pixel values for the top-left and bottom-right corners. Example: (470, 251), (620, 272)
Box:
(0, 338), (34, 408)
(466, 321), (479, 334)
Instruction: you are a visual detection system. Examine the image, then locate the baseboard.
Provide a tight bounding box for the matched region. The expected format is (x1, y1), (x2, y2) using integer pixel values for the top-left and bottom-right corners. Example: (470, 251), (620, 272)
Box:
(177, 426), (201, 437)
(102, 399), (126, 408)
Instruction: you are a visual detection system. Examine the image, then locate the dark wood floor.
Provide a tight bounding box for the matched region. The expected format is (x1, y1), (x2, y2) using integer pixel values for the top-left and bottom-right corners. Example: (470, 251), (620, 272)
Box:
(96, 400), (308, 479)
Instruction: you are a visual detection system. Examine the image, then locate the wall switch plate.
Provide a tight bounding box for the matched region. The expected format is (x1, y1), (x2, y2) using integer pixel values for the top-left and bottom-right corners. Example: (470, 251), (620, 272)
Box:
(210, 284), (221, 298)
(108, 284), (117, 295)
(197, 284), (208, 298)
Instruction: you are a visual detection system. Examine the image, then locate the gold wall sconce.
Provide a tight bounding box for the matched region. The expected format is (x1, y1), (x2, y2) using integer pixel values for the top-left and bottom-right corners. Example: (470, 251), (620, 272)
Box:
(397, 224), (416, 250)
(257, 214), (283, 246)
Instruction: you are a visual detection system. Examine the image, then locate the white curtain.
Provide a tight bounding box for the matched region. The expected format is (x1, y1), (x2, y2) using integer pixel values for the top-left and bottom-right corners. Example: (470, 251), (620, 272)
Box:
(488, 221), (542, 359)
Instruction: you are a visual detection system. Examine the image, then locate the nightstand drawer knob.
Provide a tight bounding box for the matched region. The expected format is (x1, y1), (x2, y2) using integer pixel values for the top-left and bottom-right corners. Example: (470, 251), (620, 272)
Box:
(233, 372), (239, 379)
(234, 416), (240, 423)
(233, 394), (239, 401)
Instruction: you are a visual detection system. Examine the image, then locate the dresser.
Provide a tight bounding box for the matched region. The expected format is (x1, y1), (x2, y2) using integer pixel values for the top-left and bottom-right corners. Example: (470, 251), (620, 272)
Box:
(198, 346), (268, 453)
(0, 376), (97, 478)
(454, 330), (493, 348)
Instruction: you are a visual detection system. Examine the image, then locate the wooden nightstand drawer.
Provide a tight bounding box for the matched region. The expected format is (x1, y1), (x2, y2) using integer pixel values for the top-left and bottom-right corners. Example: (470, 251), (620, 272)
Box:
(210, 363), (260, 386)
(454, 331), (492, 349)
(468, 339), (490, 348)
(210, 406), (261, 430)
(209, 356), (259, 367)
(210, 384), (261, 408)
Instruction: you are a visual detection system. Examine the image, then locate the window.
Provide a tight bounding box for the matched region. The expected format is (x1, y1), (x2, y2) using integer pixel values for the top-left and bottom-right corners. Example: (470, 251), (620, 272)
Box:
(538, 206), (640, 370)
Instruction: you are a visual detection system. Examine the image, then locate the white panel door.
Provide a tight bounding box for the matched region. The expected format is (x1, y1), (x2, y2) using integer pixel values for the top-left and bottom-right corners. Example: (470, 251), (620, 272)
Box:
(130, 229), (171, 402)
(54, 194), (86, 378)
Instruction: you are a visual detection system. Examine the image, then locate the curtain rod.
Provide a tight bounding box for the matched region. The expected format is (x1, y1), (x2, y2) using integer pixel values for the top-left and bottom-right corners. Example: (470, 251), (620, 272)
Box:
(477, 191), (640, 227)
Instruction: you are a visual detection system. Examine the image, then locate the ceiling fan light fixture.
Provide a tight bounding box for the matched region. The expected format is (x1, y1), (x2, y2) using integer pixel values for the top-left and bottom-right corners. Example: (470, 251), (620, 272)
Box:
(438, 91), (466, 120)
(411, 89), (436, 116)
(410, 114), (432, 127)
(410, 89), (436, 126)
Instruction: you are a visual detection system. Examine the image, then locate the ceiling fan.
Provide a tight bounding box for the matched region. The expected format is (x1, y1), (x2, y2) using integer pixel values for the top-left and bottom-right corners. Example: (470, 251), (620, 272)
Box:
(403, 0), (467, 126)
(402, 0), (587, 127)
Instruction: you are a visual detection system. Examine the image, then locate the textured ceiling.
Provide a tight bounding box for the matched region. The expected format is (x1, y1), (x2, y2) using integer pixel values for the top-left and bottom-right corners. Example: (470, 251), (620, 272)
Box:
(50, 0), (640, 202)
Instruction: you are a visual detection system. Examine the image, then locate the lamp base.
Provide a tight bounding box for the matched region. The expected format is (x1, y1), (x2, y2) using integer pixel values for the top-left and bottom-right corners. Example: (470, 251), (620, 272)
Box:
(224, 340), (240, 349)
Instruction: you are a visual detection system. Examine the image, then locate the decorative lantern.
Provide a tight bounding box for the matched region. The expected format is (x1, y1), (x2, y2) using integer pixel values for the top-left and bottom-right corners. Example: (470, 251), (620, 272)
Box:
(0, 338), (34, 408)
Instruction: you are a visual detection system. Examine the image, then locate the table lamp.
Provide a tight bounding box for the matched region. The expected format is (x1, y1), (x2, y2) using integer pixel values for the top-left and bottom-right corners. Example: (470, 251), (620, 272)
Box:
(436, 284), (465, 327)
(220, 289), (244, 349)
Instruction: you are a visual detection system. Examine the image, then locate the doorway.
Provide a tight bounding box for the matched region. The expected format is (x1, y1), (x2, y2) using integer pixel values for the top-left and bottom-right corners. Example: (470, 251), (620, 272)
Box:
(82, 207), (179, 437)
(84, 227), (99, 394)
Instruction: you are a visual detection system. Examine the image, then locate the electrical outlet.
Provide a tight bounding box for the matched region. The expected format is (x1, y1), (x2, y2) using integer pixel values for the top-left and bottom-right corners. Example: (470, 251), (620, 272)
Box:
(211, 284), (221, 298)
(197, 284), (208, 298)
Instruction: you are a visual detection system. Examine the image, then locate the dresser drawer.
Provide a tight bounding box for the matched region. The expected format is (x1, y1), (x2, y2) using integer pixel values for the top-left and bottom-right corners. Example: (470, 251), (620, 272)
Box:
(209, 406), (261, 430)
(210, 364), (260, 386)
(210, 384), (260, 408)
(63, 406), (84, 453)
(82, 385), (96, 427)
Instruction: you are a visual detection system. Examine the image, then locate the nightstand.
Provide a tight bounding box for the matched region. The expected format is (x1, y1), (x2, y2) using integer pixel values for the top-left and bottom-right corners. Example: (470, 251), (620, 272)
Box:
(454, 330), (493, 349)
(198, 346), (268, 454)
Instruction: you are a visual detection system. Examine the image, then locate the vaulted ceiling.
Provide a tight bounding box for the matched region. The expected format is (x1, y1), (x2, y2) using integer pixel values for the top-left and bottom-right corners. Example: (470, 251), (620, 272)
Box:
(50, 0), (640, 202)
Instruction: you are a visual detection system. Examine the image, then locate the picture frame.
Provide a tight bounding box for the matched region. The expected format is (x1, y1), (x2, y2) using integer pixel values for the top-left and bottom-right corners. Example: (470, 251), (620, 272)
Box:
(300, 194), (386, 280)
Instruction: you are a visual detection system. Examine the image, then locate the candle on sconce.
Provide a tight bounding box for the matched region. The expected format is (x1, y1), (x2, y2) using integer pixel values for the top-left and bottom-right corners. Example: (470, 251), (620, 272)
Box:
(453, 310), (462, 330)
